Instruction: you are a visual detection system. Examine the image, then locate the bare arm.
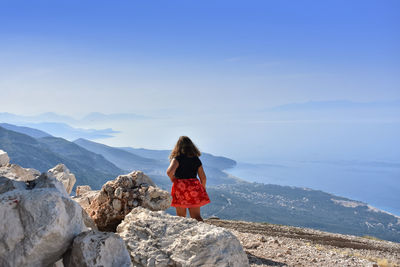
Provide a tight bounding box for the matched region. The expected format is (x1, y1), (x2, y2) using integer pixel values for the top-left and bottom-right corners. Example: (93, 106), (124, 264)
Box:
(198, 165), (207, 188)
(166, 158), (179, 183)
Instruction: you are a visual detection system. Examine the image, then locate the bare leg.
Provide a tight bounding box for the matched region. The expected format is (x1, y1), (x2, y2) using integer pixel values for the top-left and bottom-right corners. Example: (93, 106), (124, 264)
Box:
(175, 207), (187, 217)
(188, 207), (203, 221)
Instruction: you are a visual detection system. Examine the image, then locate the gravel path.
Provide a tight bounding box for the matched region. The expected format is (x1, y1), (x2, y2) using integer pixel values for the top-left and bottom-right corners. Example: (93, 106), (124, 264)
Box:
(205, 219), (400, 267)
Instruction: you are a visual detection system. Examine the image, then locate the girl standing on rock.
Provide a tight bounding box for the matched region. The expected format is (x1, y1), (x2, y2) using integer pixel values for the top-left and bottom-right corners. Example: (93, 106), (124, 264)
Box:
(167, 136), (210, 221)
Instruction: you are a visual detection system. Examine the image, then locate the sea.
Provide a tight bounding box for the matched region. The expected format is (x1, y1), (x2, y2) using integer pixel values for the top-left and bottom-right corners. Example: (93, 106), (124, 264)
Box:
(226, 159), (400, 216)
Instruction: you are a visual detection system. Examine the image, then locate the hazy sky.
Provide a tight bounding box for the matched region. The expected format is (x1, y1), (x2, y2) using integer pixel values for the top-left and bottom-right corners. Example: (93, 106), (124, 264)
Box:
(1, 0), (399, 161)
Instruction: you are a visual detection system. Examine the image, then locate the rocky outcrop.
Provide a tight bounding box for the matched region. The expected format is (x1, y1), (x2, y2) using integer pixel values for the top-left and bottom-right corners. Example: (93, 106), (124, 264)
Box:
(0, 150), (41, 182)
(74, 185), (99, 210)
(75, 171), (172, 231)
(0, 149), (9, 167)
(0, 160), (76, 195)
(64, 230), (132, 267)
(0, 174), (86, 267)
(48, 163), (76, 194)
(0, 150), (253, 267)
(117, 207), (249, 267)
(76, 185), (92, 196)
(81, 209), (98, 230)
(140, 185), (172, 211)
(52, 259), (64, 267)
(0, 163), (41, 181)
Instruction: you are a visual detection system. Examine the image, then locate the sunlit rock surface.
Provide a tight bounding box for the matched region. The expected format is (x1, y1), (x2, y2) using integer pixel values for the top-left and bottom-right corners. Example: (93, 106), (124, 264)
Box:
(117, 207), (249, 267)
(48, 163), (76, 194)
(0, 174), (85, 267)
(64, 230), (132, 267)
(74, 171), (171, 231)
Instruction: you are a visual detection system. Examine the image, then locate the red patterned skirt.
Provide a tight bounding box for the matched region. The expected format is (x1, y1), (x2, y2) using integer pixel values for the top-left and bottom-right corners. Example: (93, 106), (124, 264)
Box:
(171, 178), (211, 208)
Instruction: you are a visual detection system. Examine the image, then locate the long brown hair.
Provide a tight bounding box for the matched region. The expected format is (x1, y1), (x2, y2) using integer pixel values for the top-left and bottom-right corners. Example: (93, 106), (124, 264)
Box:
(169, 136), (201, 160)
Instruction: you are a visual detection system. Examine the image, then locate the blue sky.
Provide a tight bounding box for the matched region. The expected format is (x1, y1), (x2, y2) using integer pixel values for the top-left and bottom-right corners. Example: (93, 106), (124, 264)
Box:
(0, 0), (399, 161)
(1, 1), (399, 215)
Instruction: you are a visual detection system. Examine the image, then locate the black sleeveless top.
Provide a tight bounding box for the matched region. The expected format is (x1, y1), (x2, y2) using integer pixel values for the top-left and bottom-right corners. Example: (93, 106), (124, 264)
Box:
(174, 155), (202, 179)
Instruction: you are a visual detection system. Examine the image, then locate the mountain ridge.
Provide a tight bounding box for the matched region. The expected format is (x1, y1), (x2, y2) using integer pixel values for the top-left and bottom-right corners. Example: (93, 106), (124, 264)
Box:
(0, 126), (123, 189)
(1, 123), (399, 242)
(0, 123), (52, 138)
(74, 138), (161, 172)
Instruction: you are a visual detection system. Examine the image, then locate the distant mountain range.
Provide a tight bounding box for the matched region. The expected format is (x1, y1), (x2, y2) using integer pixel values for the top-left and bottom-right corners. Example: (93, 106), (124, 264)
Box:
(0, 126), (122, 188)
(119, 146), (237, 170)
(0, 124), (239, 188)
(0, 112), (77, 124)
(265, 100), (400, 112)
(0, 123), (51, 138)
(74, 138), (239, 186)
(74, 138), (162, 172)
(1, 123), (399, 242)
(81, 112), (149, 122)
(1, 122), (118, 140)
(0, 112), (151, 140)
(23, 122), (119, 140)
(0, 112), (149, 125)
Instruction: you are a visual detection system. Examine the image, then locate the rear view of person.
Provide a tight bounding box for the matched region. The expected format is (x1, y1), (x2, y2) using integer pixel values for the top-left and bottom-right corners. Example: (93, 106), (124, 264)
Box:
(166, 136), (210, 221)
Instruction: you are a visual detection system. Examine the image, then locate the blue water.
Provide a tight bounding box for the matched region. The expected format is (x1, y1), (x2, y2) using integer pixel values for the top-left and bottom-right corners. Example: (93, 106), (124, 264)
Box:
(226, 159), (400, 216)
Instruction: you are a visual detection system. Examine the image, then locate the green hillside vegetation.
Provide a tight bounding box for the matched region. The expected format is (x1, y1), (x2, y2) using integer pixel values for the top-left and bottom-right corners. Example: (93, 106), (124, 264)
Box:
(199, 183), (400, 243)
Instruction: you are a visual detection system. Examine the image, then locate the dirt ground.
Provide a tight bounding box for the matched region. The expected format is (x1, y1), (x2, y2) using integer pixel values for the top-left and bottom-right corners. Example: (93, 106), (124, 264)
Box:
(205, 219), (400, 267)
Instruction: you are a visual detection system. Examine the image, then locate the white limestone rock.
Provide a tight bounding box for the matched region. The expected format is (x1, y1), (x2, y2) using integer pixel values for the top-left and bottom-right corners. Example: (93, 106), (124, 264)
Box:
(117, 207), (250, 267)
(64, 230), (132, 267)
(71, 187), (99, 230)
(48, 164), (76, 195)
(0, 151), (40, 182)
(0, 163), (41, 181)
(140, 185), (172, 211)
(52, 259), (64, 267)
(73, 188), (99, 211)
(76, 185), (92, 196)
(130, 170), (155, 187)
(81, 208), (98, 230)
(0, 174), (86, 267)
(0, 176), (26, 194)
(0, 150), (9, 167)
